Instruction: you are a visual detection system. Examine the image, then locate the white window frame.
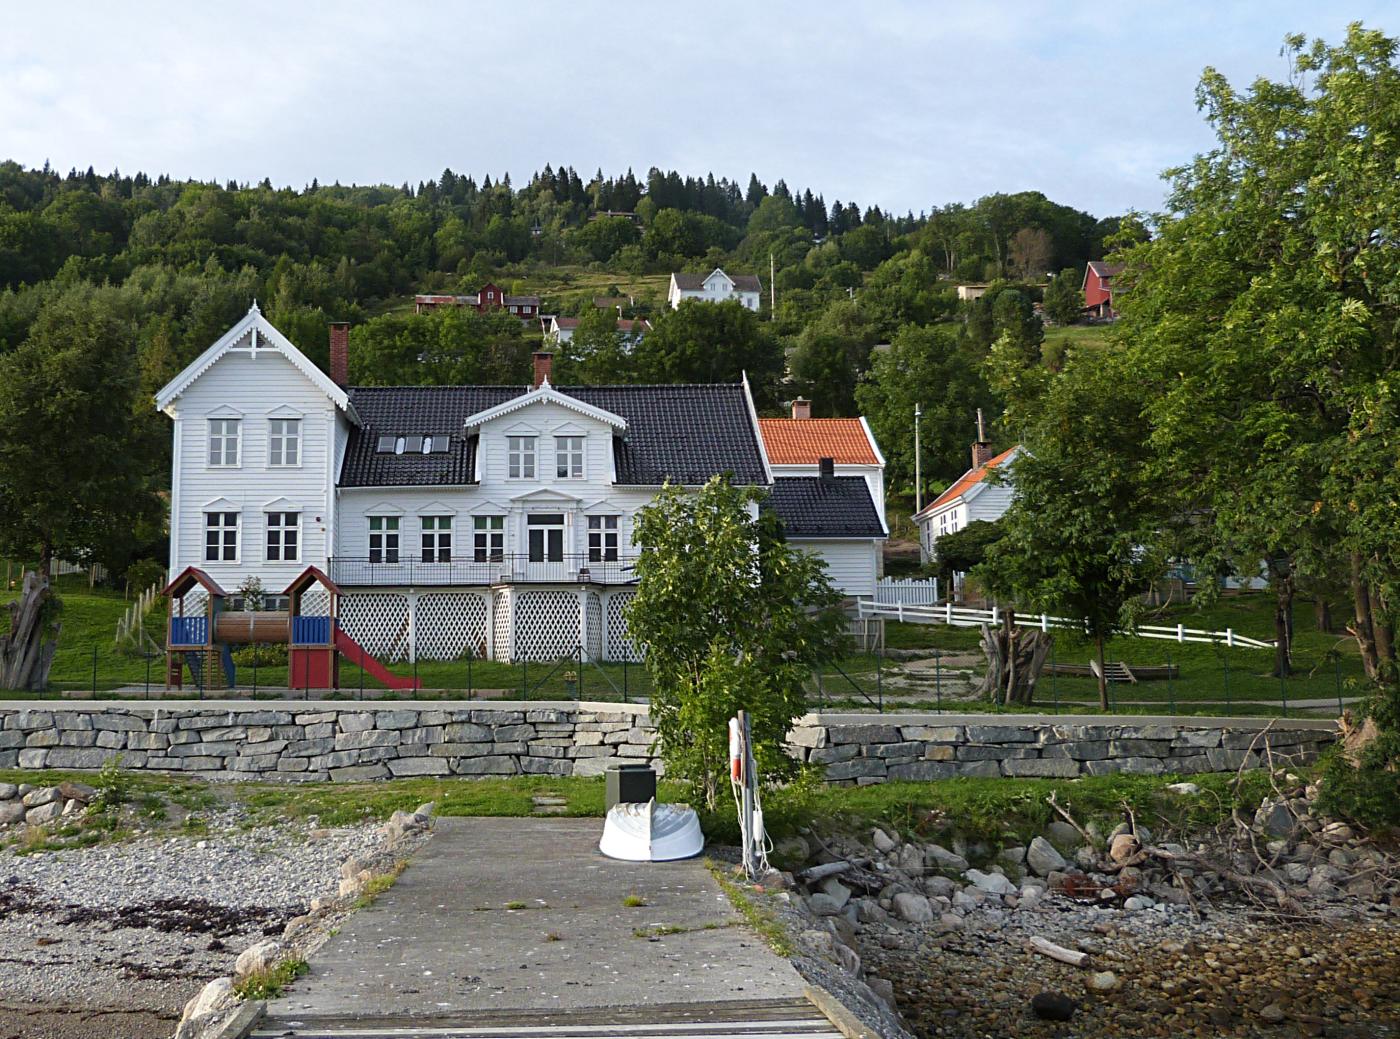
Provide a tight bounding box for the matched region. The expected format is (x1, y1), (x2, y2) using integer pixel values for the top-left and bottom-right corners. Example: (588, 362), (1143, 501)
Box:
(554, 435), (584, 479)
(207, 418), (241, 467)
(204, 511), (240, 563)
(587, 515), (620, 562)
(265, 511), (300, 563)
(473, 515), (505, 561)
(421, 515), (453, 563)
(368, 515), (400, 564)
(268, 418), (301, 467)
(508, 436), (537, 479)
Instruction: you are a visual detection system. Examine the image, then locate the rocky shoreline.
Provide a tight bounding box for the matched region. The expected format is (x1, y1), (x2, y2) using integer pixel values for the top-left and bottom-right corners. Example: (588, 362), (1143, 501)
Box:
(0, 782), (429, 1039)
(773, 778), (1399, 1038)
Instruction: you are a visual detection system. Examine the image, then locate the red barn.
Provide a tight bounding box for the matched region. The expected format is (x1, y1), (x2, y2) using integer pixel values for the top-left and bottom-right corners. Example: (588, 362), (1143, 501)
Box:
(1082, 261), (1124, 319)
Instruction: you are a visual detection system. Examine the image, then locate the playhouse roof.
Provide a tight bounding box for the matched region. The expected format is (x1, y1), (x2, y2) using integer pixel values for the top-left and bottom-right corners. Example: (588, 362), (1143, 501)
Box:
(281, 565), (341, 598)
(163, 566), (228, 599)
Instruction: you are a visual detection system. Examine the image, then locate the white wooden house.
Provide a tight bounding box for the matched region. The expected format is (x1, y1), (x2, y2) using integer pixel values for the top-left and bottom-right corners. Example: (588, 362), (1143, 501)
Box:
(666, 268), (762, 310)
(913, 443), (1020, 563)
(155, 305), (883, 664)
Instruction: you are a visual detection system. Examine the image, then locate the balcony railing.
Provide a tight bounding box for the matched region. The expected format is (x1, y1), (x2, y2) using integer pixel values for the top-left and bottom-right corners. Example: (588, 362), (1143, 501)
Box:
(328, 553), (639, 587)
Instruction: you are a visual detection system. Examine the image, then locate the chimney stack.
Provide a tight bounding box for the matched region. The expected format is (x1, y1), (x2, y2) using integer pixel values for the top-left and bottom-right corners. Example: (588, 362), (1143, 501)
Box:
(971, 407), (996, 468)
(532, 351), (554, 388)
(819, 457), (835, 483)
(328, 321), (350, 387)
(791, 397), (812, 420)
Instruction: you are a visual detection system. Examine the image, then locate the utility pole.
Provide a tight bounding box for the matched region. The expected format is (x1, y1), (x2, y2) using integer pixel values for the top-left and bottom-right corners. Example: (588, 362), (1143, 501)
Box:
(769, 252), (775, 319)
(914, 404), (923, 512)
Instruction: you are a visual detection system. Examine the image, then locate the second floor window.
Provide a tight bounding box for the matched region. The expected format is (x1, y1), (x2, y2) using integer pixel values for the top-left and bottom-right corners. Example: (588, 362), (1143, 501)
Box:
(204, 511), (238, 562)
(208, 419), (240, 466)
(473, 515), (504, 561)
(555, 436), (584, 479)
(508, 436), (536, 479)
(266, 511), (300, 562)
(369, 516), (399, 564)
(588, 515), (619, 562)
(421, 515), (452, 563)
(268, 419), (300, 466)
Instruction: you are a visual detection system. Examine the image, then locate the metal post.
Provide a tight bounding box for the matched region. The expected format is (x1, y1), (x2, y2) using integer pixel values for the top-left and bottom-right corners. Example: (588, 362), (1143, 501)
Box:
(1223, 653), (1231, 715)
(92, 645), (98, 696)
(1166, 651), (1174, 715)
(577, 646), (584, 702)
(738, 710), (757, 881)
(468, 650), (474, 702)
(413, 654), (419, 694)
(623, 656), (629, 703)
(913, 404), (923, 512)
(145, 653), (151, 700)
(876, 644), (883, 714)
(1335, 657), (1343, 716)
(252, 643), (259, 700)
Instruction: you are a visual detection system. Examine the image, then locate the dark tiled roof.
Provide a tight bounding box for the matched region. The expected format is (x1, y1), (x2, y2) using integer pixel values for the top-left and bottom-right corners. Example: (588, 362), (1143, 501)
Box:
(340, 384), (767, 488)
(766, 476), (886, 539)
(1086, 261), (1124, 278)
(671, 271), (762, 293)
(342, 386), (517, 487)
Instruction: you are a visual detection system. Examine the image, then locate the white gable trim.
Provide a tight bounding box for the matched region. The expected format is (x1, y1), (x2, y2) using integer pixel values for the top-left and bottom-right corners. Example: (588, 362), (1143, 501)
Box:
(858, 416), (887, 467)
(415, 501), (458, 516)
(261, 496), (299, 511)
(202, 496), (240, 511)
(510, 487), (582, 504)
(154, 303), (357, 422)
(740, 371), (774, 484)
(462, 384), (627, 432)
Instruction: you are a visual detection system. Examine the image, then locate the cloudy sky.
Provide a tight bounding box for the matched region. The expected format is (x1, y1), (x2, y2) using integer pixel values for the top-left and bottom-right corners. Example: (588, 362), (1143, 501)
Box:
(1, 2), (1389, 219)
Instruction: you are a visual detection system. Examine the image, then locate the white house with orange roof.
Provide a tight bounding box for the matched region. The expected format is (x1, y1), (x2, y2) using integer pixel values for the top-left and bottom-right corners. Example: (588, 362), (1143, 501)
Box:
(913, 435), (1021, 564)
(757, 398), (888, 599)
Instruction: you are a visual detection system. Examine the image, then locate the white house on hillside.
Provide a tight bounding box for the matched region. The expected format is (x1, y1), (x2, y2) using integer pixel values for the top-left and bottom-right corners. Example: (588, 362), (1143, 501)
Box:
(667, 268), (762, 310)
(155, 305), (882, 665)
(543, 315), (651, 346)
(914, 441), (1020, 563)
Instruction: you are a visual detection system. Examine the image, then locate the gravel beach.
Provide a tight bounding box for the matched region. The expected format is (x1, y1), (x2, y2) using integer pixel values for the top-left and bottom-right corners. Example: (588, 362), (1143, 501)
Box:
(0, 815), (385, 1039)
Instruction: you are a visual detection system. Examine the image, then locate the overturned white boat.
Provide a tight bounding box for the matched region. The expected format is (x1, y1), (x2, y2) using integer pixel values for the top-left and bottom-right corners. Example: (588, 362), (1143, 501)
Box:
(599, 798), (704, 862)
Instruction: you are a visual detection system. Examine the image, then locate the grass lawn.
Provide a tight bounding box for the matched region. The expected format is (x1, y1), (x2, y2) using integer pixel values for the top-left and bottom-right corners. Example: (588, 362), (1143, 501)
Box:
(0, 767), (1279, 851)
(1043, 322), (1115, 351)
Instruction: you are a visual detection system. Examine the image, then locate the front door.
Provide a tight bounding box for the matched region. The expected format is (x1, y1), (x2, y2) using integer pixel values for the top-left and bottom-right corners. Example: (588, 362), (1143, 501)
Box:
(527, 513), (566, 579)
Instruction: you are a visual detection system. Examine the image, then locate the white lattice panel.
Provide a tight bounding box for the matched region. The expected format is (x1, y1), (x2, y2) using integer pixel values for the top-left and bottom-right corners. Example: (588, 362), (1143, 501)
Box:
(417, 593), (487, 661)
(179, 588), (208, 617)
(340, 593), (410, 662)
(605, 591), (642, 662)
(300, 587), (331, 617)
(585, 592), (603, 662)
(514, 591), (580, 662)
(491, 590), (512, 662)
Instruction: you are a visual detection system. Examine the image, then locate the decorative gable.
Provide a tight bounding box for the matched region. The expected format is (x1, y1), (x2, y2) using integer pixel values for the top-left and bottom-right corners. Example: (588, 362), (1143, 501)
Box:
(462, 385), (628, 432)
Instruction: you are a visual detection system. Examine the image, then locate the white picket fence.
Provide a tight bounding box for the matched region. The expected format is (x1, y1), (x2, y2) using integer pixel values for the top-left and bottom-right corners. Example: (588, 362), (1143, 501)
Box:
(116, 582), (164, 647)
(856, 599), (1274, 650)
(871, 577), (940, 606)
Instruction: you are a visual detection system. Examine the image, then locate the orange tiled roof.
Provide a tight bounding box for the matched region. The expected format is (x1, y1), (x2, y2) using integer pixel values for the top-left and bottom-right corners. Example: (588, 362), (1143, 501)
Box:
(758, 418), (879, 465)
(917, 446), (1017, 517)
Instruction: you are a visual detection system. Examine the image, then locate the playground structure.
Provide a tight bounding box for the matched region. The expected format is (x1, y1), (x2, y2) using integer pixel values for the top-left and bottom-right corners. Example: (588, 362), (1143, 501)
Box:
(164, 565), (419, 693)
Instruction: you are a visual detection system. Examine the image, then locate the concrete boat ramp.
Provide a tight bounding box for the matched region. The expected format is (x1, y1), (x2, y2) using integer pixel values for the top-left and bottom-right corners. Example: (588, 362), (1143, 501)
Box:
(253, 818), (843, 1039)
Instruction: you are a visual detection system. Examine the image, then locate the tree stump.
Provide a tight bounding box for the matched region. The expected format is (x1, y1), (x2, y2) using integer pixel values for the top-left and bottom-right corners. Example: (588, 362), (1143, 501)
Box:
(978, 612), (1052, 706)
(1, 570), (60, 691)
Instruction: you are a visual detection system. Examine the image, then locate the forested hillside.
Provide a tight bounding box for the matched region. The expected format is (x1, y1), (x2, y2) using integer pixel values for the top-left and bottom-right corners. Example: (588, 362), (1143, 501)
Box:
(0, 158), (1137, 577)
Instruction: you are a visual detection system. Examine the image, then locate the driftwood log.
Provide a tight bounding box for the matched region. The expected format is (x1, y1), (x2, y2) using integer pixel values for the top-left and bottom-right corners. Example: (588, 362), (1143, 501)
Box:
(978, 610), (1052, 706)
(1, 570), (59, 691)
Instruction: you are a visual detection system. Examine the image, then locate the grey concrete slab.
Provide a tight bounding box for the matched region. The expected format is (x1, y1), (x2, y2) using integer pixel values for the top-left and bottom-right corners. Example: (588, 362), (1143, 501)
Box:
(267, 818), (805, 1023)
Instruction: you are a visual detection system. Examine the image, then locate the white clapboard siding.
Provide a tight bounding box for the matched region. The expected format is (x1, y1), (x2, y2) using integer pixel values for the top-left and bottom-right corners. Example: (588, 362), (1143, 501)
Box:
(794, 540), (878, 599)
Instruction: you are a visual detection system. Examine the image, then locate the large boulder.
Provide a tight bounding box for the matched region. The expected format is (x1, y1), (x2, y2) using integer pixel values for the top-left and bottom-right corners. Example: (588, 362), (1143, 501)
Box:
(892, 892), (934, 923)
(925, 843), (969, 872)
(1026, 837), (1067, 877)
(234, 939), (281, 979)
(964, 869), (1018, 896)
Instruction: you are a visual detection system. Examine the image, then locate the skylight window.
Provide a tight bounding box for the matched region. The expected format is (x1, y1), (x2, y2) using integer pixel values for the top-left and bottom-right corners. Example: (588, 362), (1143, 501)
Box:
(376, 435), (395, 452)
(375, 433), (450, 454)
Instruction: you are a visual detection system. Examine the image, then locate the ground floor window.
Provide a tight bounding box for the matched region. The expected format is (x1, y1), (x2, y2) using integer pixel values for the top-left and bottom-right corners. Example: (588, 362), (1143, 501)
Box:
(421, 515), (452, 562)
(588, 515), (619, 562)
(204, 511), (239, 562)
(369, 516), (400, 564)
(265, 511), (300, 562)
(473, 516), (504, 561)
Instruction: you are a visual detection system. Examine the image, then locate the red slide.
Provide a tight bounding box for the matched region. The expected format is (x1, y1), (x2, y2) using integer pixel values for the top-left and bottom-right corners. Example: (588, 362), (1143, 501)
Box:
(334, 629), (422, 691)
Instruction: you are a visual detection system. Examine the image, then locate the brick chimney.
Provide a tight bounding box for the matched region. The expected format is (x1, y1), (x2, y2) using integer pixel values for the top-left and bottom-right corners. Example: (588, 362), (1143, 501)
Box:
(970, 407), (996, 468)
(791, 397), (811, 420)
(532, 351), (553, 388)
(328, 321), (350, 387)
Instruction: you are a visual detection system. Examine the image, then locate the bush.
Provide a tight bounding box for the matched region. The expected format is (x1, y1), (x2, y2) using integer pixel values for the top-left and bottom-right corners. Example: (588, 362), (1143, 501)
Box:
(124, 558), (166, 593)
(232, 643), (288, 668)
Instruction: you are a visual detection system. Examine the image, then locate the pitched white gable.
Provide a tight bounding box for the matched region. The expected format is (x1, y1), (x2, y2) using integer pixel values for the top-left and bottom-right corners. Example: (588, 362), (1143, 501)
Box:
(154, 302), (357, 421)
(461, 383), (628, 432)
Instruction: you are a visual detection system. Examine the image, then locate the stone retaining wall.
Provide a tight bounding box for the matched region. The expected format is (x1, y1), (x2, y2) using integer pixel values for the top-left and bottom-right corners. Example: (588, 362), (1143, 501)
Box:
(788, 715), (1336, 784)
(0, 703), (1336, 784)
